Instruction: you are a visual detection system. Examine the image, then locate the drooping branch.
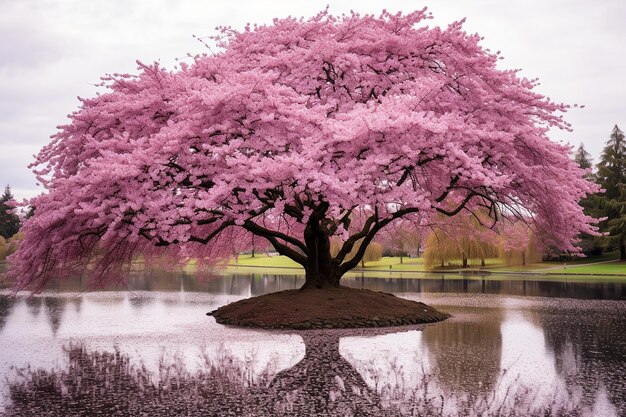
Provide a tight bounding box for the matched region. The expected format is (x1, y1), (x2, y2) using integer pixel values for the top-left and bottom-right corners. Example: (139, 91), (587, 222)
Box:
(335, 173), (463, 268)
(435, 192), (479, 217)
(338, 207), (421, 274)
(243, 220), (309, 256)
(252, 232), (308, 266)
(434, 175), (460, 203)
(187, 222), (235, 244)
(334, 215), (378, 263)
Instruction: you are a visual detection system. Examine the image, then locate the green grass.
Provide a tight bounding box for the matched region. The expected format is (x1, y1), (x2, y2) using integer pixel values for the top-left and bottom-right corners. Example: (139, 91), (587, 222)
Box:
(228, 255), (507, 274)
(230, 254), (302, 268)
(225, 254), (626, 278)
(487, 262), (553, 272)
(565, 251), (621, 263)
(547, 262), (626, 275)
(352, 257), (426, 270)
(428, 258), (504, 269)
(229, 255), (429, 270)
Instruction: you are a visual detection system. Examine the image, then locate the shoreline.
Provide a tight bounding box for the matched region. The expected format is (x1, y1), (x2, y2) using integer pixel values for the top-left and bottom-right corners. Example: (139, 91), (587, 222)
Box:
(226, 263), (626, 277)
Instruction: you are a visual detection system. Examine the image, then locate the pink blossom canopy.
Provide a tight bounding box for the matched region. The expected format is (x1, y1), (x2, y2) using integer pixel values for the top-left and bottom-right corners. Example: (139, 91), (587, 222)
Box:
(8, 9), (597, 290)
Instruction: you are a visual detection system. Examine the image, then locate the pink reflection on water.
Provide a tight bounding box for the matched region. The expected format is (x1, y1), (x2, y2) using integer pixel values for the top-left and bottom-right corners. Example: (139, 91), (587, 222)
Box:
(0, 290), (624, 416)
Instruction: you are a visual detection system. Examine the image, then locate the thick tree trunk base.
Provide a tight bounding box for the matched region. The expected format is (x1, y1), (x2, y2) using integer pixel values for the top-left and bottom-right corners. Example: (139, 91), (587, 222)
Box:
(208, 286), (449, 329)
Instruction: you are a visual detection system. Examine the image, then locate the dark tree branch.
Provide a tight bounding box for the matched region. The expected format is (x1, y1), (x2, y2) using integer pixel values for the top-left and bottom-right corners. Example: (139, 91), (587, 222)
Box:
(338, 207), (421, 274)
(243, 220), (309, 255)
(435, 192), (479, 217)
(334, 215), (378, 263)
(260, 234), (308, 266)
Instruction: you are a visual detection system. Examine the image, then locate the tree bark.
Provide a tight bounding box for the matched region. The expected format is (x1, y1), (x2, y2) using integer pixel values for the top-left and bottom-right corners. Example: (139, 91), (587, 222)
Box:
(302, 266), (341, 289)
(301, 212), (342, 289)
(301, 240), (342, 288)
(620, 235), (626, 261)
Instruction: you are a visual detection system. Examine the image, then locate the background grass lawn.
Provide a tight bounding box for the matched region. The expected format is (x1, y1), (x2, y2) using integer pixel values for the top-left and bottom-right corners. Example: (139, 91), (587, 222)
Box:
(226, 253), (625, 277)
(230, 255), (430, 270)
(230, 254), (302, 268)
(547, 262), (626, 275)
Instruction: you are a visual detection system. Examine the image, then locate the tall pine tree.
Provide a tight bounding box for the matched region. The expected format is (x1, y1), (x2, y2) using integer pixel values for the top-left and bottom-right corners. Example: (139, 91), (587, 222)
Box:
(0, 185), (21, 239)
(574, 143), (593, 171)
(596, 125), (626, 260)
(574, 143), (603, 255)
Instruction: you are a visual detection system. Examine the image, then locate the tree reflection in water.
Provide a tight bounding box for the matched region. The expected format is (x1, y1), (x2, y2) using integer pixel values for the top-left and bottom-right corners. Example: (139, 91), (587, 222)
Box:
(7, 343), (265, 417)
(24, 297), (43, 318)
(422, 314), (503, 396)
(43, 297), (65, 336)
(266, 333), (383, 416)
(532, 305), (626, 416)
(0, 296), (15, 333)
(5, 330), (591, 417)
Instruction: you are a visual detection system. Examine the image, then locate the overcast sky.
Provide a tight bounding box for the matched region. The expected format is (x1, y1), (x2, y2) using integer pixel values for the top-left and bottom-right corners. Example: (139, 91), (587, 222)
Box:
(1, 0), (625, 201)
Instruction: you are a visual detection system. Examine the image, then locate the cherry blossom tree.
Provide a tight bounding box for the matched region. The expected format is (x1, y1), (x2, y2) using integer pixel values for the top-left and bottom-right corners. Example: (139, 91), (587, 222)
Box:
(496, 221), (542, 266)
(8, 9), (597, 291)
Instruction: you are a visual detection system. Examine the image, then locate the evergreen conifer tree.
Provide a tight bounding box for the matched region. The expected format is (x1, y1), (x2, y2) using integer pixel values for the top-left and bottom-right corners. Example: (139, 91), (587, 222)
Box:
(596, 125), (626, 260)
(0, 185), (21, 239)
(574, 143), (603, 255)
(574, 143), (593, 172)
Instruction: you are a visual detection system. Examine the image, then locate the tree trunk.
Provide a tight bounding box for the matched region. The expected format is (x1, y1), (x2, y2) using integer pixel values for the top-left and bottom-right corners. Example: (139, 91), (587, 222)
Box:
(301, 216), (342, 289)
(620, 236), (626, 261)
(268, 333), (382, 413)
(302, 239), (341, 288)
(302, 265), (341, 289)
(462, 256), (468, 268)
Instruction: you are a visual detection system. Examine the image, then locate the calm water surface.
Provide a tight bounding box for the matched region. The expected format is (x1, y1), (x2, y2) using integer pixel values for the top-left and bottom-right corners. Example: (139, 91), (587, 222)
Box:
(0, 272), (625, 416)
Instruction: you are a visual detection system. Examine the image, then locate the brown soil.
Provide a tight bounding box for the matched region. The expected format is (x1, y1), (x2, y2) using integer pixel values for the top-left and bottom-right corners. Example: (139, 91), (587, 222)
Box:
(208, 286), (449, 329)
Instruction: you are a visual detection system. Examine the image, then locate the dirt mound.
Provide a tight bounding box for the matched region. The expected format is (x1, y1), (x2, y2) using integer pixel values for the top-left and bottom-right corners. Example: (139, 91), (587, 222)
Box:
(209, 286), (449, 329)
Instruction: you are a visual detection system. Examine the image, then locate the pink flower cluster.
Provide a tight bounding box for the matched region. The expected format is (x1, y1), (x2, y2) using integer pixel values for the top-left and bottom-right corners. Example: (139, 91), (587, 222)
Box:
(7, 9), (598, 290)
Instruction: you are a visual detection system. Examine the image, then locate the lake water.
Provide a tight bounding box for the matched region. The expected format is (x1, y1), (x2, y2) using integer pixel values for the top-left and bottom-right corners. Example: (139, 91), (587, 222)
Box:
(0, 272), (625, 416)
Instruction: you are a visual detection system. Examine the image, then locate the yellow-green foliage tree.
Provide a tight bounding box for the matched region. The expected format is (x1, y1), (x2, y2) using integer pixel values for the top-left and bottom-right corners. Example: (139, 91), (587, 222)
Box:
(423, 231), (499, 269)
(330, 237), (383, 268)
(423, 206), (501, 269)
(6, 232), (24, 257)
(498, 243), (541, 266)
(0, 236), (7, 261)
